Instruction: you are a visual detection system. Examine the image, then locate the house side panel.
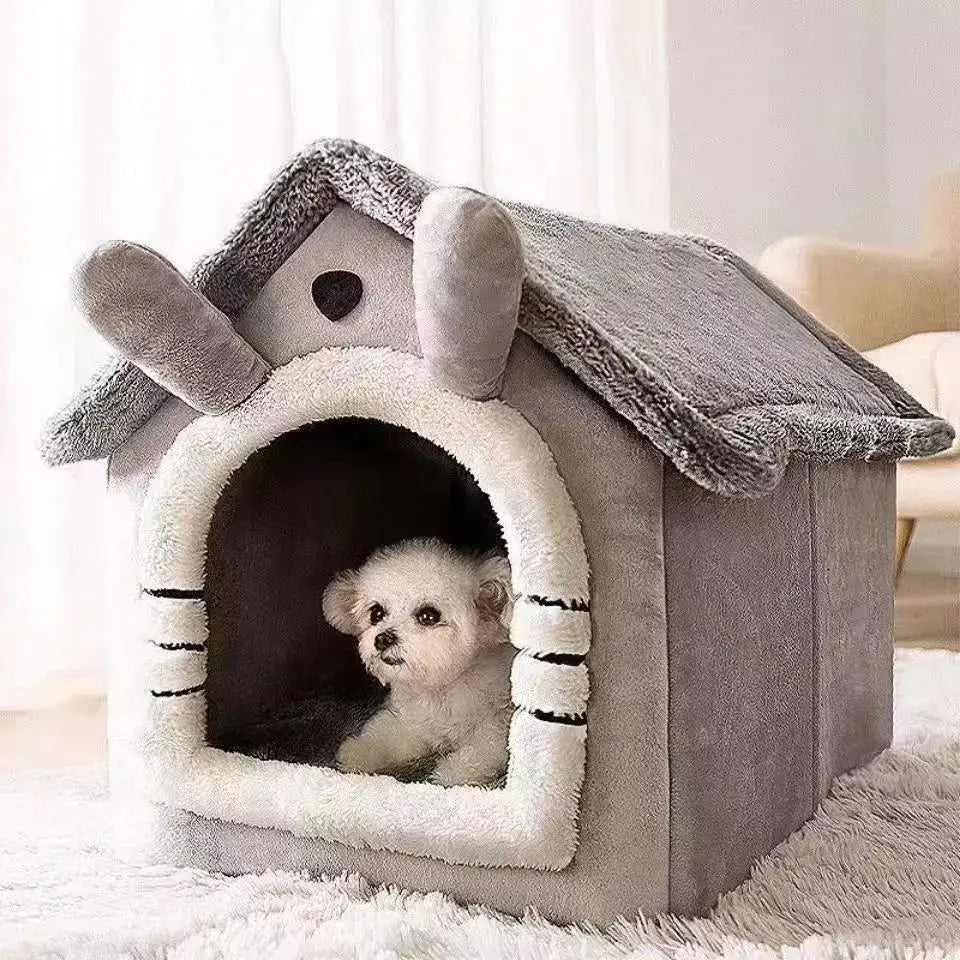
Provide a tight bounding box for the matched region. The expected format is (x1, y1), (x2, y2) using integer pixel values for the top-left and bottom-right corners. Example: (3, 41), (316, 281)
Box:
(663, 462), (814, 916)
(500, 338), (671, 918)
(809, 461), (894, 800)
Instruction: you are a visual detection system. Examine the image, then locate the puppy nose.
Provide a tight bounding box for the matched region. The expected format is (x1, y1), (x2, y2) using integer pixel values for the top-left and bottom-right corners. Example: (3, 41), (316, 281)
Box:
(374, 630), (397, 652)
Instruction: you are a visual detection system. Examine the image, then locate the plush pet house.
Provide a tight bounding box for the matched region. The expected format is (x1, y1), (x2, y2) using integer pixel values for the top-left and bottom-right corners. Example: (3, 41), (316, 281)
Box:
(42, 140), (952, 924)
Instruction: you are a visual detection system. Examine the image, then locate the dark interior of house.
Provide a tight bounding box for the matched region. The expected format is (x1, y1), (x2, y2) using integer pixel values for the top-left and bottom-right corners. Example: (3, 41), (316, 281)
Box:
(204, 417), (505, 771)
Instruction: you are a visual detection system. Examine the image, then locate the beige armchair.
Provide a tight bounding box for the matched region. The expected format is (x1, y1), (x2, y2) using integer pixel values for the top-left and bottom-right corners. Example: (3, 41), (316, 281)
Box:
(759, 170), (960, 577)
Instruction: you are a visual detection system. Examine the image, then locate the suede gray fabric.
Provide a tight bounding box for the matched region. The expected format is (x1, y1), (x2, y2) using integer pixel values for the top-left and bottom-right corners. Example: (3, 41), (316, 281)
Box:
(413, 188), (522, 399)
(663, 459), (895, 915)
(809, 461), (894, 799)
(74, 241), (269, 414)
(104, 336), (673, 924)
(40, 139), (953, 496)
(238, 204), (420, 363)
(663, 462), (816, 916)
(499, 337), (671, 917)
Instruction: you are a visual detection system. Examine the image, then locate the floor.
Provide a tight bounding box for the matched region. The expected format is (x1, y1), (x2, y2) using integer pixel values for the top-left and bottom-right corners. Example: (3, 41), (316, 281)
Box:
(4, 649), (957, 958)
(895, 573), (960, 651)
(0, 695), (107, 771)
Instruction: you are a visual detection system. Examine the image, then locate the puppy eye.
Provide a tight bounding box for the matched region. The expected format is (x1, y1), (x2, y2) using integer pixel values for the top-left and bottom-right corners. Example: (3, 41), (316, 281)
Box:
(369, 603), (386, 625)
(415, 606), (441, 627)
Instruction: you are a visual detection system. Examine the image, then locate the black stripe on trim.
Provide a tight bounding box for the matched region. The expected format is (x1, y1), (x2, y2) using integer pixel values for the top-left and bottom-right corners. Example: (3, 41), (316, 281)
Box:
(150, 683), (205, 698)
(523, 594), (590, 613)
(143, 587), (204, 600)
(524, 707), (587, 726)
(530, 651), (587, 666)
(148, 640), (206, 652)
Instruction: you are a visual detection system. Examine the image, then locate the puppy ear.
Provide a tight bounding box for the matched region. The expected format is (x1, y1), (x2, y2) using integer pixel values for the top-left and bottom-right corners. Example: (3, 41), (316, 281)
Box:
(322, 570), (362, 635)
(475, 553), (514, 628)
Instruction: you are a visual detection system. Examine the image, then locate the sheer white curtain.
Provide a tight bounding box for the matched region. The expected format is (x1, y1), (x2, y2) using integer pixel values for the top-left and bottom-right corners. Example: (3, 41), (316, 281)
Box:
(280, 0), (666, 224)
(0, 0), (667, 708)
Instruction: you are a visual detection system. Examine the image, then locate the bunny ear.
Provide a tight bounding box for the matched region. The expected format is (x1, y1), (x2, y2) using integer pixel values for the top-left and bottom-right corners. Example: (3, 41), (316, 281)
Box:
(414, 188), (523, 400)
(74, 241), (269, 414)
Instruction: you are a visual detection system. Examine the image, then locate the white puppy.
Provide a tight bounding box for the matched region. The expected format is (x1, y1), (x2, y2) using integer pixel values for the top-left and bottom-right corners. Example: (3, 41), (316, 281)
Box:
(322, 537), (515, 787)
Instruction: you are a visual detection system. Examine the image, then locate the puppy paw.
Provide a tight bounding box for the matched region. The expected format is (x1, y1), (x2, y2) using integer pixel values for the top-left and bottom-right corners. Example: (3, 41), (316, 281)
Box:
(428, 760), (467, 787)
(430, 754), (502, 788)
(335, 736), (384, 775)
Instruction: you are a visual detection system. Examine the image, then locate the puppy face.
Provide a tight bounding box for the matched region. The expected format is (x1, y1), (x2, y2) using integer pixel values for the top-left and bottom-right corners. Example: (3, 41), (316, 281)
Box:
(322, 539), (512, 690)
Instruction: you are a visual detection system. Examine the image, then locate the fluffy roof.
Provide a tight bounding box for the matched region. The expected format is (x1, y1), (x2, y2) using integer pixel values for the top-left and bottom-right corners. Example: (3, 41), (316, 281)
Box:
(40, 139), (953, 497)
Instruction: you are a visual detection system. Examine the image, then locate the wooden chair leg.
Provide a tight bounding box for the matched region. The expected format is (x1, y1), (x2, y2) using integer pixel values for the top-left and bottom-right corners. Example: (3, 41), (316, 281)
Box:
(895, 518), (916, 581)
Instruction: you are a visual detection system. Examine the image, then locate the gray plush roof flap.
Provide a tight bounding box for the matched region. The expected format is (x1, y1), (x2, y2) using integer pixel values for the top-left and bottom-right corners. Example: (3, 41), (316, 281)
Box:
(39, 139), (953, 497)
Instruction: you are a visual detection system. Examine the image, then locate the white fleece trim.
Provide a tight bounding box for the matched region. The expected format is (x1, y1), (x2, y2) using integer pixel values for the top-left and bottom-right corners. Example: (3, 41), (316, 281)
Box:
(511, 603), (591, 656)
(511, 659), (589, 717)
(133, 347), (591, 870)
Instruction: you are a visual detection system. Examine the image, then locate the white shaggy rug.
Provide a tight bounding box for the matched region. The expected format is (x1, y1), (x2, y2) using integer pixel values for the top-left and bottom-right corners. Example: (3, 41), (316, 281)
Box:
(1, 648), (958, 960)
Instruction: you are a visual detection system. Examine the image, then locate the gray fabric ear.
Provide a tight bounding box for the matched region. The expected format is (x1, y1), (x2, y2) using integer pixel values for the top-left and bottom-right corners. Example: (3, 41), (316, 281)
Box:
(75, 241), (269, 414)
(413, 188), (523, 399)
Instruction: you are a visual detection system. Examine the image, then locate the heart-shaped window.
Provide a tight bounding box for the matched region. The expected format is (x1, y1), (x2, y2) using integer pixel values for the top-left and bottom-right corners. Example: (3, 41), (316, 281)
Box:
(312, 271), (363, 321)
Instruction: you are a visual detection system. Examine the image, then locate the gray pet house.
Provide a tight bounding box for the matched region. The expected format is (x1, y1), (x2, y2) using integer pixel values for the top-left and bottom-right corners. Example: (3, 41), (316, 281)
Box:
(42, 140), (952, 924)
